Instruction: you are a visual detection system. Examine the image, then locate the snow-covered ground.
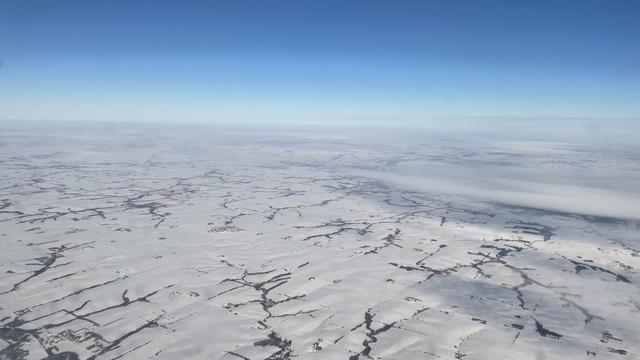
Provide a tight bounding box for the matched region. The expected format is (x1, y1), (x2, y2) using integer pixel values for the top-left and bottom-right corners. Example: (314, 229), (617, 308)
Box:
(1, 124), (639, 359)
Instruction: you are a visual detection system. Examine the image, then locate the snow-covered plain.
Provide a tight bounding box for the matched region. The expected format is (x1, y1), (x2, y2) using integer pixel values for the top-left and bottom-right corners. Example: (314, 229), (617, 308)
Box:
(1, 124), (639, 359)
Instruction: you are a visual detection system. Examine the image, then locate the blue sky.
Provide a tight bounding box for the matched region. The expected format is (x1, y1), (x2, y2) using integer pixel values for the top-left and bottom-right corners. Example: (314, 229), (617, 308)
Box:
(1, 0), (639, 125)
